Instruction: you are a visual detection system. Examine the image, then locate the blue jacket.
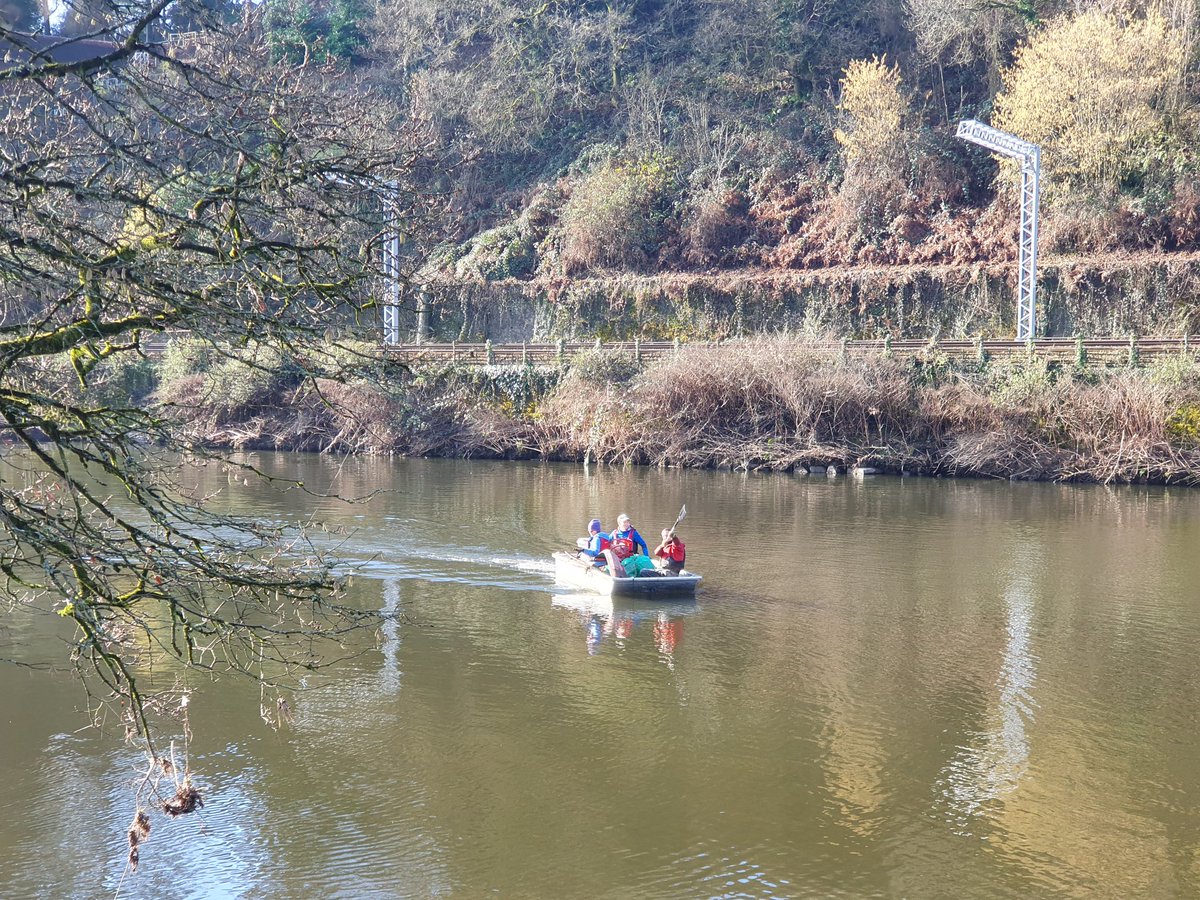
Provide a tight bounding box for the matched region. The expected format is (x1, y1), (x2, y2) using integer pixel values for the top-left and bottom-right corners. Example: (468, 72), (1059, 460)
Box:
(611, 526), (648, 557)
(582, 532), (611, 558)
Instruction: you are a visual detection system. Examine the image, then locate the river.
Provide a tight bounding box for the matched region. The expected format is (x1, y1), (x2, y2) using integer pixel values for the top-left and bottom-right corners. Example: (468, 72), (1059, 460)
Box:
(1, 455), (1198, 898)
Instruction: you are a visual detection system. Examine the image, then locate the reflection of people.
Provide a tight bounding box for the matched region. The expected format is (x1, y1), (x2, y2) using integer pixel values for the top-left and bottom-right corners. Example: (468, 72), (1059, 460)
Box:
(653, 613), (681, 670)
(610, 514), (649, 559)
(581, 518), (611, 566)
(652, 528), (686, 574)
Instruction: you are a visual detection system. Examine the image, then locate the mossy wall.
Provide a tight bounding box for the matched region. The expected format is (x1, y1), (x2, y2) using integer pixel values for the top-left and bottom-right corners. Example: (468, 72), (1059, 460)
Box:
(417, 256), (1200, 342)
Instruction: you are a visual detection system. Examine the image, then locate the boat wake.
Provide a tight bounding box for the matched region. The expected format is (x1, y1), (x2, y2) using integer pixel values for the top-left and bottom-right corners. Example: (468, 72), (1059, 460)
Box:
(333, 543), (555, 592)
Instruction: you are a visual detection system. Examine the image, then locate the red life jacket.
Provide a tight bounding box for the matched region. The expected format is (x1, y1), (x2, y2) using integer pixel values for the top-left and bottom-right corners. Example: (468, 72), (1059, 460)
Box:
(611, 536), (635, 559)
(661, 538), (685, 564)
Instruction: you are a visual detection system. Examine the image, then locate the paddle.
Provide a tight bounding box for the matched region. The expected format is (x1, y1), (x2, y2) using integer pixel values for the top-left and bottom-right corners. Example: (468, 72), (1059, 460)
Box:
(665, 504), (686, 539)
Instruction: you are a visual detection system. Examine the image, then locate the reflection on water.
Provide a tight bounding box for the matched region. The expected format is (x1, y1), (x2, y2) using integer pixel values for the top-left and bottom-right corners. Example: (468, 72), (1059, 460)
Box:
(939, 566), (1038, 833)
(3, 456), (1200, 898)
(550, 592), (696, 663)
(379, 578), (402, 695)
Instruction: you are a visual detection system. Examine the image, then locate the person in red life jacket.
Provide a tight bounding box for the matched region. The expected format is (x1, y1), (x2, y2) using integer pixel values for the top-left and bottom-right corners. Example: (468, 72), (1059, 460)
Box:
(652, 528), (686, 574)
(580, 518), (611, 566)
(610, 513), (648, 560)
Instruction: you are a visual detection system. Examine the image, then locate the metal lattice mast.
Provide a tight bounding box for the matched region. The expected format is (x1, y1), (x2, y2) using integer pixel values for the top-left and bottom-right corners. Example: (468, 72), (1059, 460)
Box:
(957, 120), (1042, 341)
(382, 180), (402, 346)
(1016, 148), (1040, 341)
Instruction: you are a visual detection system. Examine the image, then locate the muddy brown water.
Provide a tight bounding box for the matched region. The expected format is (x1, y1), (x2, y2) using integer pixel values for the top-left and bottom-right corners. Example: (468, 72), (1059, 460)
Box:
(1, 455), (1199, 898)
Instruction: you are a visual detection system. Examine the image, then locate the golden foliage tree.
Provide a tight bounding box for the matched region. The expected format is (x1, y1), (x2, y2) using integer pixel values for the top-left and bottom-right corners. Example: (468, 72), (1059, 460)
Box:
(834, 56), (912, 180)
(994, 10), (1188, 196)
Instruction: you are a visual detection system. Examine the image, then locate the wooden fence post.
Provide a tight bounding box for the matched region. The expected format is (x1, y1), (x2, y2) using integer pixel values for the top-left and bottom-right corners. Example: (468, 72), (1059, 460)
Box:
(485, 339), (494, 365)
(1075, 334), (1086, 368)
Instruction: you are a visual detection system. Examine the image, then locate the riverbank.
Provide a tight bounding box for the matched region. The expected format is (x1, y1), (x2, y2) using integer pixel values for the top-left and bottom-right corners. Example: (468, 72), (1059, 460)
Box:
(153, 336), (1200, 486)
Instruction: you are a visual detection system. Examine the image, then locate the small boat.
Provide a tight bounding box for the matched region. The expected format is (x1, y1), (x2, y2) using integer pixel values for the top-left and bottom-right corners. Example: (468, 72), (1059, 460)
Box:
(553, 550), (702, 598)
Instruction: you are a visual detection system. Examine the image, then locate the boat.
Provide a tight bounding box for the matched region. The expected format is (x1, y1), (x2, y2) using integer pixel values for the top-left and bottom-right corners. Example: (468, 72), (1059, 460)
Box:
(552, 550), (702, 597)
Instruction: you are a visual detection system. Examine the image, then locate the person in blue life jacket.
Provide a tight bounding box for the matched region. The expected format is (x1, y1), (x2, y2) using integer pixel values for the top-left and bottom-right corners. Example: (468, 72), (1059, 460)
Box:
(580, 518), (611, 566)
(609, 513), (649, 559)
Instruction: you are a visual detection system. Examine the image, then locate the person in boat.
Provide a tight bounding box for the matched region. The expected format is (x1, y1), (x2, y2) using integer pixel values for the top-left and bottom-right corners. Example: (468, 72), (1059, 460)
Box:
(610, 514), (649, 559)
(580, 518), (611, 566)
(652, 528), (686, 575)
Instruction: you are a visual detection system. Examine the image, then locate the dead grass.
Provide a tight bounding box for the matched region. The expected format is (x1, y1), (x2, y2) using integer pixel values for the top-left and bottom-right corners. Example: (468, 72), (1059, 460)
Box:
(534, 338), (1200, 483)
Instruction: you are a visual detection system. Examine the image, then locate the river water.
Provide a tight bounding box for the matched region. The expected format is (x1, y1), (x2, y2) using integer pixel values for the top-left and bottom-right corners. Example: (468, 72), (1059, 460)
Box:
(1, 455), (1199, 898)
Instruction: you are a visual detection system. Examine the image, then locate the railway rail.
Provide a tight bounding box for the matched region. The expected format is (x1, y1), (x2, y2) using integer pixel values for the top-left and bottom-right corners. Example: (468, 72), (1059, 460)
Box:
(379, 336), (1200, 367)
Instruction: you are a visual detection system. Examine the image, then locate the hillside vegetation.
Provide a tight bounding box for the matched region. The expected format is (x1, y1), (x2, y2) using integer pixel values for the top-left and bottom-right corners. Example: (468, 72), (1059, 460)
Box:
(356, 0), (1200, 280)
(10, 1), (1199, 288)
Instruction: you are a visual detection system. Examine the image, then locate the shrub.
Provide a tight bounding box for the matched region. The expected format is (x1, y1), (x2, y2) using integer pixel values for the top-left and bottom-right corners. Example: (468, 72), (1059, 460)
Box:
(468, 364), (561, 416)
(159, 336), (213, 387)
(558, 152), (678, 273)
(987, 356), (1056, 407)
(203, 354), (280, 414)
(832, 57), (919, 242)
(568, 349), (639, 386)
(834, 56), (911, 181)
(453, 222), (536, 281)
(682, 187), (750, 266)
(1166, 404), (1200, 446)
(1168, 179), (1200, 247)
(157, 342), (301, 415)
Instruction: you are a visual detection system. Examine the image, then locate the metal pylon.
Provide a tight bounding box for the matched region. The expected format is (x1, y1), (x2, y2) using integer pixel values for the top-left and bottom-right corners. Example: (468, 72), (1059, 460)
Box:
(956, 120), (1042, 341)
(1016, 149), (1040, 341)
(382, 180), (402, 346)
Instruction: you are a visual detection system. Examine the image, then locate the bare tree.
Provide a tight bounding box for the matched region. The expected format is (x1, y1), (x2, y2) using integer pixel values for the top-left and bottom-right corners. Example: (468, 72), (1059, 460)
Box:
(0, 6), (429, 846)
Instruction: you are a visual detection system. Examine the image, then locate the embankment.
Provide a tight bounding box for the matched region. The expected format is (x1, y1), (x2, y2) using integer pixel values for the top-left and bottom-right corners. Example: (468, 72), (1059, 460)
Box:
(420, 254), (1200, 343)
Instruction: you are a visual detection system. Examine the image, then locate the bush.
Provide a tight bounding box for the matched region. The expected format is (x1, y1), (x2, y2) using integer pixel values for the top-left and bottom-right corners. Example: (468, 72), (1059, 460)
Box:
(682, 187), (750, 266)
(157, 343), (301, 415)
(557, 152), (678, 273)
(1166, 404), (1200, 446)
(832, 56), (919, 242)
(834, 56), (910, 180)
(159, 336), (213, 387)
(452, 222), (536, 281)
(568, 349), (639, 386)
(468, 364), (561, 416)
(1168, 180), (1200, 247)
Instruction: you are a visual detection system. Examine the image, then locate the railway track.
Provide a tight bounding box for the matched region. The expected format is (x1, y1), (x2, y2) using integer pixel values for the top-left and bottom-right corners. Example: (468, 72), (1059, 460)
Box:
(380, 336), (1200, 366)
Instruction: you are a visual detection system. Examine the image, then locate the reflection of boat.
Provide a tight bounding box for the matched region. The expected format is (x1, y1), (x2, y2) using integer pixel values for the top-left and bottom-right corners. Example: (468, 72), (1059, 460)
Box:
(551, 591), (697, 659)
(552, 551), (702, 598)
(550, 591), (699, 620)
